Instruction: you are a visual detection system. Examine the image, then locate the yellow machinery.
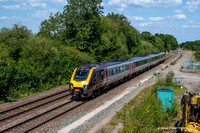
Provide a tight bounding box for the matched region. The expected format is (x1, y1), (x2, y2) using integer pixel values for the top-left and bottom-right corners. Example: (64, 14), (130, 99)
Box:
(178, 91), (200, 133)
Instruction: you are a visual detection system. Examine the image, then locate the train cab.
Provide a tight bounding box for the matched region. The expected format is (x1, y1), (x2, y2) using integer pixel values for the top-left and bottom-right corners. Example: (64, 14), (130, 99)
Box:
(69, 64), (104, 98)
(69, 65), (94, 98)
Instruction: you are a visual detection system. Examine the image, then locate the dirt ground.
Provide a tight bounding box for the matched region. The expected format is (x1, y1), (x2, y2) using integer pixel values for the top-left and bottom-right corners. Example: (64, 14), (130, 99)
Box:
(163, 51), (200, 93)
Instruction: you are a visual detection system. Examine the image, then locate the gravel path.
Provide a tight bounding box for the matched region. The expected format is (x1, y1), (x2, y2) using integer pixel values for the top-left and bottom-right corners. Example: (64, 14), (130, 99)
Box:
(163, 51), (200, 92)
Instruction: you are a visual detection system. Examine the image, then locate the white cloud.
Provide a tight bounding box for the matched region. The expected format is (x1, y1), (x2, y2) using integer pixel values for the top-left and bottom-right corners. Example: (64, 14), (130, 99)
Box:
(131, 16), (144, 21)
(139, 22), (153, 27)
(184, 0), (200, 12)
(32, 8), (58, 19)
(108, 0), (182, 9)
(0, 2), (29, 10)
(0, 16), (22, 20)
(172, 14), (186, 19)
(116, 3), (127, 12)
(0, 0), (8, 2)
(30, 2), (46, 8)
(50, 0), (67, 5)
(182, 24), (200, 28)
(174, 9), (183, 13)
(27, 0), (42, 2)
(149, 17), (164, 21)
(0, 16), (8, 20)
(0, 4), (21, 9)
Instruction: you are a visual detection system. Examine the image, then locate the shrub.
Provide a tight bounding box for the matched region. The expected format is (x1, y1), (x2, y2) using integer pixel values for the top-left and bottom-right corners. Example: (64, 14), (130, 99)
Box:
(118, 90), (171, 133)
(165, 71), (175, 85)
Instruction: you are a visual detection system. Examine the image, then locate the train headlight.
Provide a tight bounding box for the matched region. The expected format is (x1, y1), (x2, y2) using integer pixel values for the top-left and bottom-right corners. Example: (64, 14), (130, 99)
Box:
(83, 84), (88, 89)
(69, 83), (73, 89)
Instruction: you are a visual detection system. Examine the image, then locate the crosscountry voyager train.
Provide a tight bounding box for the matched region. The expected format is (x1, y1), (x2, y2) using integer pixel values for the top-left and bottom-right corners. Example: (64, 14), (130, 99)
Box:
(69, 52), (165, 99)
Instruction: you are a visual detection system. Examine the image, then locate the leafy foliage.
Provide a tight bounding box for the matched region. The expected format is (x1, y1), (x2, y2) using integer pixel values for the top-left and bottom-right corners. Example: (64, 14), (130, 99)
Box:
(165, 71), (175, 85)
(118, 72), (178, 133)
(180, 40), (200, 51)
(195, 51), (200, 61)
(118, 86), (176, 133)
(0, 24), (32, 60)
(180, 40), (200, 61)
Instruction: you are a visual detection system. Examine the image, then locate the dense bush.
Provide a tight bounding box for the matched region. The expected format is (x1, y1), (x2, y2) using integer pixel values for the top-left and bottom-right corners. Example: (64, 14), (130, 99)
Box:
(195, 51), (200, 61)
(0, 34), (94, 101)
(0, 24), (32, 60)
(165, 71), (175, 85)
(118, 86), (176, 132)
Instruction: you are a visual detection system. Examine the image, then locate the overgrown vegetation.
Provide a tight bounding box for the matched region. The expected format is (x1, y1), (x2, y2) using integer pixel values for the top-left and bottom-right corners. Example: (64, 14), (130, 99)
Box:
(0, 0), (179, 102)
(117, 71), (181, 133)
(180, 40), (200, 61)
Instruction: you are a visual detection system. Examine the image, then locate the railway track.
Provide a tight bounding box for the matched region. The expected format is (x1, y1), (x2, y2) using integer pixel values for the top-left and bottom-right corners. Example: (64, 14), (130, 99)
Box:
(0, 90), (69, 121)
(1, 99), (85, 132)
(0, 89), (84, 133)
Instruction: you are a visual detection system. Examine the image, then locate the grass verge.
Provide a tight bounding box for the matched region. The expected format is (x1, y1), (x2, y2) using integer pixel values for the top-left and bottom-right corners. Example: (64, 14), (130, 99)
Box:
(98, 79), (186, 133)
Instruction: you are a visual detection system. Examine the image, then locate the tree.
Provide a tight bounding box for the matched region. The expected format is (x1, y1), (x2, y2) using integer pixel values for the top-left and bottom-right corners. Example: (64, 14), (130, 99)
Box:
(0, 43), (10, 66)
(38, 12), (64, 41)
(0, 24), (32, 60)
(106, 13), (140, 56)
(155, 33), (178, 52)
(20, 36), (59, 70)
(62, 0), (103, 53)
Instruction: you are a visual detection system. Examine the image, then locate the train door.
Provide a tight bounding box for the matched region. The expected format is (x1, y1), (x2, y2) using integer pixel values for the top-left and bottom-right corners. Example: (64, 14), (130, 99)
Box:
(133, 61), (135, 73)
(148, 57), (151, 68)
(90, 70), (97, 91)
(98, 69), (105, 88)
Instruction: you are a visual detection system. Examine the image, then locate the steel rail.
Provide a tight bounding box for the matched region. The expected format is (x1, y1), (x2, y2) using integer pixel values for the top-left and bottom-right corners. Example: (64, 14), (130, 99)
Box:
(0, 89), (69, 114)
(25, 102), (85, 133)
(1, 99), (79, 133)
(0, 93), (71, 121)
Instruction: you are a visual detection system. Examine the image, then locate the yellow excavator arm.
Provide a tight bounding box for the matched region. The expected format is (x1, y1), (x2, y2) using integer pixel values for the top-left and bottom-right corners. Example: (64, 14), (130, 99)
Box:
(178, 91), (200, 133)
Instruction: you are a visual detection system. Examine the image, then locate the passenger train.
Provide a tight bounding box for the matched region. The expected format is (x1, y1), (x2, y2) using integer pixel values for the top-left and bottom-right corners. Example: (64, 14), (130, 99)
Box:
(69, 52), (165, 99)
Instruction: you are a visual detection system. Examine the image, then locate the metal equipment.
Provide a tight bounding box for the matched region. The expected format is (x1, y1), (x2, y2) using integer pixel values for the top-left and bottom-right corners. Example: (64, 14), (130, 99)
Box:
(178, 91), (200, 133)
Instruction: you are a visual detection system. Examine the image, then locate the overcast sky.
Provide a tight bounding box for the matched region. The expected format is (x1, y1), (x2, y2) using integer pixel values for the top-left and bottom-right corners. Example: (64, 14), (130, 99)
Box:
(0, 0), (200, 43)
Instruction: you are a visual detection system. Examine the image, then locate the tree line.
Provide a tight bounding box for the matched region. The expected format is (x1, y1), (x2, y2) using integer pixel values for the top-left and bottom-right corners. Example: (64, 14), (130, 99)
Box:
(180, 40), (200, 61)
(0, 0), (178, 102)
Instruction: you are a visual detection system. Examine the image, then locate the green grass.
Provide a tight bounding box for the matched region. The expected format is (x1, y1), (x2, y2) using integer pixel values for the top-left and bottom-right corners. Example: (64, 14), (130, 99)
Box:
(118, 82), (179, 133)
(99, 78), (187, 133)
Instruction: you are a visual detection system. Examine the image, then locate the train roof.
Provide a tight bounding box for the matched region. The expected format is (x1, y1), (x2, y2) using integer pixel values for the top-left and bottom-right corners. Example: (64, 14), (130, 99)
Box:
(78, 52), (165, 69)
(130, 56), (149, 61)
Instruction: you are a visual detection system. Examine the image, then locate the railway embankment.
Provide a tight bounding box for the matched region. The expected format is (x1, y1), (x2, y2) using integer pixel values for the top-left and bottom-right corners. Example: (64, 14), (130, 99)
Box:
(94, 73), (186, 133)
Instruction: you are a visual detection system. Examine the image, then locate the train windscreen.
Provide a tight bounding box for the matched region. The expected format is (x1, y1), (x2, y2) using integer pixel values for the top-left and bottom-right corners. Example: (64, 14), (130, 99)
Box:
(74, 67), (90, 81)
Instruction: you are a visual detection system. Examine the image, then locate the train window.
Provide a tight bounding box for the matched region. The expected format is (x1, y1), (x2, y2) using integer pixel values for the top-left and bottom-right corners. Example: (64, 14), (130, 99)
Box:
(116, 67), (120, 74)
(123, 66), (126, 72)
(100, 70), (105, 76)
(135, 61), (138, 67)
(109, 69), (113, 77)
(113, 68), (116, 75)
(126, 65), (129, 70)
(120, 67), (122, 73)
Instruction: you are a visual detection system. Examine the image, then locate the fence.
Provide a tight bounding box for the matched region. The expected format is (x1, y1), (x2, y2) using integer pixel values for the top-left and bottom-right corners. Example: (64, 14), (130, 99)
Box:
(182, 61), (200, 72)
(162, 77), (184, 87)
